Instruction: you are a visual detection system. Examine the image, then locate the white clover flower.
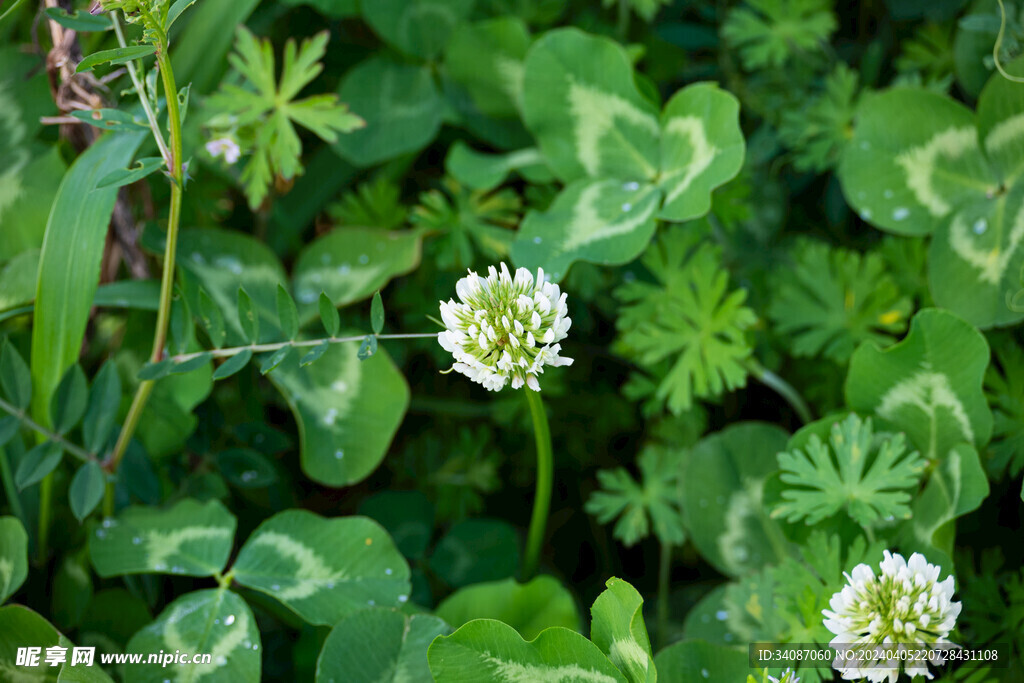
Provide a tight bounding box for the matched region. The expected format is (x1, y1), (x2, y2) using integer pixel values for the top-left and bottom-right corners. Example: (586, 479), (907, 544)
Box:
(438, 263), (572, 392)
(205, 137), (241, 164)
(823, 550), (961, 682)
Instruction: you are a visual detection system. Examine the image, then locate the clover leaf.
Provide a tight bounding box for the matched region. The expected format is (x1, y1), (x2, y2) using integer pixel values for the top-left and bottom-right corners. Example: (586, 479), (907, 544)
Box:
(767, 239), (912, 363)
(773, 414), (925, 528)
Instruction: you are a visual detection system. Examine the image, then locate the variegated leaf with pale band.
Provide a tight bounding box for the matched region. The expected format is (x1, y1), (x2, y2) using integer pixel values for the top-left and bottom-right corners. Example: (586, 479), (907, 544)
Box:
(231, 510), (410, 626)
(89, 499), (236, 578)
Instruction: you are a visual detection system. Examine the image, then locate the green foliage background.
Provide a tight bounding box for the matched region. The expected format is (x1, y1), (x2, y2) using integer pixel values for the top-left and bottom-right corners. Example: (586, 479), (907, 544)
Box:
(0, 0), (1023, 681)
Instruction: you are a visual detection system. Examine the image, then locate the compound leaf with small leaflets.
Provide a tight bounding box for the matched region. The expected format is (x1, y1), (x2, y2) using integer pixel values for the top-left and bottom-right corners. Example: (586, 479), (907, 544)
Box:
(767, 239), (912, 363)
(585, 444), (686, 547)
(773, 413), (926, 527)
(428, 620), (627, 683)
(231, 510), (410, 626)
(614, 227), (757, 415)
(845, 308), (993, 460)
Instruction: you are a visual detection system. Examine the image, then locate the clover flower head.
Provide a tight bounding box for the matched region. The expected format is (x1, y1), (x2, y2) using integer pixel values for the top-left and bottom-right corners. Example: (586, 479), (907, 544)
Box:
(768, 669), (799, 683)
(438, 263), (572, 392)
(822, 550), (961, 682)
(206, 137), (241, 165)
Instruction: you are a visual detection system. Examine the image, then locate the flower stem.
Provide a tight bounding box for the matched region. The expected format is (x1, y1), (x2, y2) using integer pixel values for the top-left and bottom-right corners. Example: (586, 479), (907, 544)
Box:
(744, 359), (813, 425)
(522, 389), (553, 580)
(166, 333), (439, 363)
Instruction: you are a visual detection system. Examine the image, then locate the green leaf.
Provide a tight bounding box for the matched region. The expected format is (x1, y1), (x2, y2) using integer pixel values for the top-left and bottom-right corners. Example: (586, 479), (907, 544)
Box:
(585, 444), (686, 547)
(511, 178), (662, 281)
(680, 422), (791, 578)
(83, 361), (121, 454)
(276, 284), (299, 340)
(198, 287), (227, 348)
(838, 88), (996, 236)
(319, 292), (339, 337)
(30, 131), (144, 434)
(614, 228), (756, 415)
(259, 346), (292, 375)
(177, 228), (288, 345)
(656, 83), (745, 221)
(316, 609), (451, 683)
(95, 156), (165, 189)
(212, 348), (254, 381)
(370, 291), (384, 335)
(237, 287), (259, 344)
(0, 339), (31, 410)
(845, 308), (993, 459)
(977, 54), (1024, 183)
(137, 359), (174, 381)
(299, 340), (329, 367)
(171, 0), (261, 93)
(69, 460), (106, 522)
(267, 341), (409, 486)
(901, 443), (989, 570)
(232, 510), (411, 626)
(215, 448), (278, 488)
(49, 363), (87, 435)
(0, 250), (39, 313)
(773, 413), (925, 527)
(362, 0), (475, 59)
(169, 351), (214, 376)
(293, 227), (422, 320)
(444, 17), (531, 118)
(590, 578), (656, 683)
(928, 184), (1024, 328)
(722, 0), (837, 70)
(166, 0), (200, 29)
(653, 640), (754, 681)
(124, 588), (260, 683)
(15, 441), (63, 490)
(435, 576), (581, 640)
(521, 28), (660, 183)
(428, 519), (520, 589)
(44, 7), (110, 31)
(446, 142), (551, 192)
(357, 335), (377, 361)
(767, 239), (912, 363)
(0, 517), (28, 603)
(0, 604), (114, 682)
(89, 498), (237, 577)
(0, 416), (18, 449)
(332, 58), (443, 167)
(428, 620), (626, 683)
(76, 45), (157, 73)
(69, 108), (151, 131)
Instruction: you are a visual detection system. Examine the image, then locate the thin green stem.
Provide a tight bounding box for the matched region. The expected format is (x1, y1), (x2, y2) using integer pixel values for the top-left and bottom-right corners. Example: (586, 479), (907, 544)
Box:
(112, 12), (171, 164)
(744, 359), (813, 425)
(657, 541), (672, 650)
(0, 397), (96, 464)
(104, 32), (184, 487)
(167, 333), (439, 363)
(522, 389), (553, 580)
(995, 0), (1024, 83)
(0, 0), (28, 25)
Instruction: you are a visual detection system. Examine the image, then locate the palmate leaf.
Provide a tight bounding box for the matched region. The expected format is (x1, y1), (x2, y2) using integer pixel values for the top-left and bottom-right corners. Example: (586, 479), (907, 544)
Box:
(585, 444), (686, 547)
(777, 63), (860, 173)
(722, 0), (838, 70)
(773, 413), (925, 527)
(767, 239), (912, 363)
(615, 227), (756, 415)
(209, 27), (364, 208)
